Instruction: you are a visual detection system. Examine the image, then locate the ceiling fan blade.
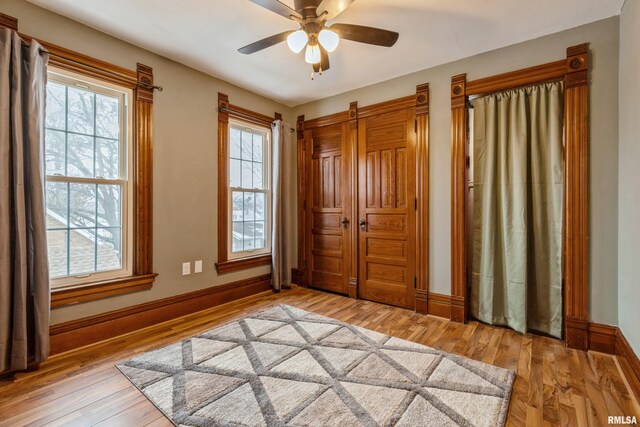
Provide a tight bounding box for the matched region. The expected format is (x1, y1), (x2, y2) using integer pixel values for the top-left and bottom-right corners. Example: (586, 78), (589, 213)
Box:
(316, 0), (355, 21)
(238, 31), (294, 54)
(313, 46), (330, 72)
(249, 0), (303, 20)
(330, 23), (399, 47)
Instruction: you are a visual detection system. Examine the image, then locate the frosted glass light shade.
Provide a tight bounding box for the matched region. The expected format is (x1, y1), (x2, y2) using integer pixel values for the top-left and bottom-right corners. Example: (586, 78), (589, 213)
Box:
(287, 30), (308, 53)
(305, 44), (321, 64)
(318, 29), (339, 52)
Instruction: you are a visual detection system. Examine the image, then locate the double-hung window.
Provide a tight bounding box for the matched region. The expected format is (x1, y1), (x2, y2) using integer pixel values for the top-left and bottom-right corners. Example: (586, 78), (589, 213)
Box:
(45, 69), (133, 289)
(228, 121), (271, 259)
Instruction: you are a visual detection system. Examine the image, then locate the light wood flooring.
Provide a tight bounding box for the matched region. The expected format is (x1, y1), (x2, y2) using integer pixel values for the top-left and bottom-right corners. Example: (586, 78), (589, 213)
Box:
(0, 285), (638, 426)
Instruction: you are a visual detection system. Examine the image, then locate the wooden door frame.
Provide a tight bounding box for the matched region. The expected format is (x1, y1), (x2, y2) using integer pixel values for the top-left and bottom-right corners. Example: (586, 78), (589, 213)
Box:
(450, 43), (590, 350)
(295, 84), (430, 311)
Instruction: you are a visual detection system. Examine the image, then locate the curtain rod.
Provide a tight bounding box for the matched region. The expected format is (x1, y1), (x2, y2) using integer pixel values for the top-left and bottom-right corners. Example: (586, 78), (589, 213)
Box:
(219, 106), (295, 132)
(38, 48), (164, 92)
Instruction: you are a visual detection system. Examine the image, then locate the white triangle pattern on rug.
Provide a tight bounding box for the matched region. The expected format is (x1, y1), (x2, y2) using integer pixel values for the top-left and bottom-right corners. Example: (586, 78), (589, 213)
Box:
(194, 382), (266, 426)
(297, 320), (340, 340)
(429, 358), (502, 392)
(251, 341), (299, 367)
(199, 345), (254, 373)
(341, 381), (408, 425)
(117, 304), (515, 427)
(260, 376), (324, 418)
(315, 345), (367, 374)
(426, 387), (504, 427)
(271, 350), (330, 378)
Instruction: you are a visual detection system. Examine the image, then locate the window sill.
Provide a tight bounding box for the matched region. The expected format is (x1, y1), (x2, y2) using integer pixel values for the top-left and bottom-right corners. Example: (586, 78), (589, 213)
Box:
(215, 254), (271, 274)
(51, 273), (158, 308)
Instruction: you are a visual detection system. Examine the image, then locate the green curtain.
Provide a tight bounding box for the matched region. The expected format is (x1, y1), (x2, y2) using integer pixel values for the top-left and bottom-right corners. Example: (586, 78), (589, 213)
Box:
(471, 82), (564, 338)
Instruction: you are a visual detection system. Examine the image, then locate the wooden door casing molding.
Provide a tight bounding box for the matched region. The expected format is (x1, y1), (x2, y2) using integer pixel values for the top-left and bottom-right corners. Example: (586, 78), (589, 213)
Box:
(449, 44), (590, 350)
(296, 85), (430, 310)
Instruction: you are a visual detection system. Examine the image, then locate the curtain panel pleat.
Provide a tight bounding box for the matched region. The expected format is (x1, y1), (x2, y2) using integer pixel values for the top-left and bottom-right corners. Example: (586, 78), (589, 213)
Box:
(271, 120), (292, 291)
(471, 82), (564, 338)
(0, 28), (50, 372)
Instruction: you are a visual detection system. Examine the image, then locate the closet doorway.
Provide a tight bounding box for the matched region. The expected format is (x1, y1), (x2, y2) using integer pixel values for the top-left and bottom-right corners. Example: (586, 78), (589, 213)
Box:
(297, 88), (430, 311)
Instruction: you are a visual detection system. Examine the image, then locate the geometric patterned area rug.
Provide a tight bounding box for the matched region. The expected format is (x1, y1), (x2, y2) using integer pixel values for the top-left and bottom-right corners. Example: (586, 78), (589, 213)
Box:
(117, 304), (515, 426)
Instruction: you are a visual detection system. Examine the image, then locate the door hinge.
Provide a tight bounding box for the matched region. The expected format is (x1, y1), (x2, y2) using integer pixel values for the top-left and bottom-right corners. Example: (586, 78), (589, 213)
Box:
(414, 198), (418, 210)
(303, 200), (307, 210)
(414, 277), (417, 288)
(414, 119), (418, 133)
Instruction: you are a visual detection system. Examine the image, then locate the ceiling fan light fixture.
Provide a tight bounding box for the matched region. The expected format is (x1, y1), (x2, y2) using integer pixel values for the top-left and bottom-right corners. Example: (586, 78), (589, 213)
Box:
(318, 29), (340, 52)
(286, 30), (308, 53)
(305, 43), (321, 64)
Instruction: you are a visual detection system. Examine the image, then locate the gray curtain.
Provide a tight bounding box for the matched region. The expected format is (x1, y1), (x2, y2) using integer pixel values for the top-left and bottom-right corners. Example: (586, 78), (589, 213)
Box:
(0, 29), (50, 372)
(271, 120), (292, 291)
(471, 82), (564, 338)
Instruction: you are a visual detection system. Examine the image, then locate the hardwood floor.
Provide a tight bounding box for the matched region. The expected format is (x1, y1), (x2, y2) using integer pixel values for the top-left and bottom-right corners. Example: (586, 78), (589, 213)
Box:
(0, 285), (638, 426)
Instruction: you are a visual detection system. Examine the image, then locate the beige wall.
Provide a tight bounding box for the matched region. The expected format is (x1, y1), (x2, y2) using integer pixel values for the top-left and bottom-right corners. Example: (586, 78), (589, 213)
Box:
(2, 0), (296, 325)
(293, 17), (620, 325)
(2, 0), (622, 327)
(618, 0), (640, 354)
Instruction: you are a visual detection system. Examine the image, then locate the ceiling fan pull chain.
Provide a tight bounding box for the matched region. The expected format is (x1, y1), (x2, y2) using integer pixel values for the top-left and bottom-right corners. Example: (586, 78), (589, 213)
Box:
(311, 71), (315, 80)
(319, 67), (323, 76)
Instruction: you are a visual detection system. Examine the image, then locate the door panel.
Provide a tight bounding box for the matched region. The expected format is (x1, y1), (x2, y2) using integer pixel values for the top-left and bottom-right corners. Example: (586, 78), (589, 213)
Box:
(306, 123), (350, 294)
(358, 107), (416, 308)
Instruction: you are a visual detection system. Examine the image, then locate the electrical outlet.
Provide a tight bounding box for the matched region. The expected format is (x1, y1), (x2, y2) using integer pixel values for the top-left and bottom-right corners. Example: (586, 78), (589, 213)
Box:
(194, 260), (203, 273)
(182, 262), (191, 276)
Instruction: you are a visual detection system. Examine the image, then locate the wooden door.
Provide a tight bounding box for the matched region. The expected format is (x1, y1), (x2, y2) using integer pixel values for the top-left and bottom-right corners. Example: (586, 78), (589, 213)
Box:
(357, 107), (416, 308)
(306, 122), (351, 294)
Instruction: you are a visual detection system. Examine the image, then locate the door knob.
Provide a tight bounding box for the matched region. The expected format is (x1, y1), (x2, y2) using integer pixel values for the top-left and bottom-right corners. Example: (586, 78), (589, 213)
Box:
(359, 219), (366, 230)
(341, 217), (349, 228)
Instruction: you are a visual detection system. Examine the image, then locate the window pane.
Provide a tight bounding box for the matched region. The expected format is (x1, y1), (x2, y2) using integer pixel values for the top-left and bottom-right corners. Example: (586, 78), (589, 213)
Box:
(252, 133), (263, 162)
(243, 222), (255, 250)
(47, 230), (68, 277)
(232, 222), (244, 252)
(95, 138), (119, 179)
(230, 128), (241, 159)
(243, 192), (255, 222)
(67, 86), (95, 135)
(230, 159), (241, 188)
(67, 133), (94, 178)
(45, 129), (66, 175)
(46, 82), (66, 131)
(46, 181), (68, 228)
(255, 193), (265, 221)
(69, 228), (95, 275)
(97, 184), (121, 227)
(95, 94), (119, 139)
(255, 221), (265, 249)
(241, 161), (253, 188)
(232, 191), (243, 222)
(241, 131), (252, 160)
(69, 183), (96, 228)
(97, 227), (122, 271)
(253, 163), (263, 189)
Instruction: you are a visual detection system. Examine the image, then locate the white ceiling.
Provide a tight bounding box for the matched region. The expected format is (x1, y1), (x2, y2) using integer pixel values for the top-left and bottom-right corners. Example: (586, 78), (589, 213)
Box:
(27, 0), (623, 106)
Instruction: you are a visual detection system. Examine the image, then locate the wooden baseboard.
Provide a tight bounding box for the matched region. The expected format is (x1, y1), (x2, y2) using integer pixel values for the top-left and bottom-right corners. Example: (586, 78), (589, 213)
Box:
(49, 274), (272, 355)
(566, 317), (589, 351)
(291, 268), (305, 287)
(414, 289), (428, 315)
(587, 322), (617, 354)
(615, 328), (640, 400)
(450, 295), (465, 323)
(427, 292), (451, 319)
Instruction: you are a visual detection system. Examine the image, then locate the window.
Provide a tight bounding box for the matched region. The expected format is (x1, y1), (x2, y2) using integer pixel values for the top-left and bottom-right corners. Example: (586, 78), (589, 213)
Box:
(215, 93), (277, 273)
(228, 121), (271, 259)
(45, 70), (133, 288)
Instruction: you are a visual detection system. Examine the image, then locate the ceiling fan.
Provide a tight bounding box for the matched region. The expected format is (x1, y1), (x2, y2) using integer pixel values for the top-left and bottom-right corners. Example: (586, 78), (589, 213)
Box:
(239, 0), (399, 78)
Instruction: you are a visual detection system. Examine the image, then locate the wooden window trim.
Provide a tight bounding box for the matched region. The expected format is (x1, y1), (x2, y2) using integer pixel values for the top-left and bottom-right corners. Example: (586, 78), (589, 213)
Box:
(449, 43), (590, 350)
(1, 14), (157, 307)
(215, 93), (280, 274)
